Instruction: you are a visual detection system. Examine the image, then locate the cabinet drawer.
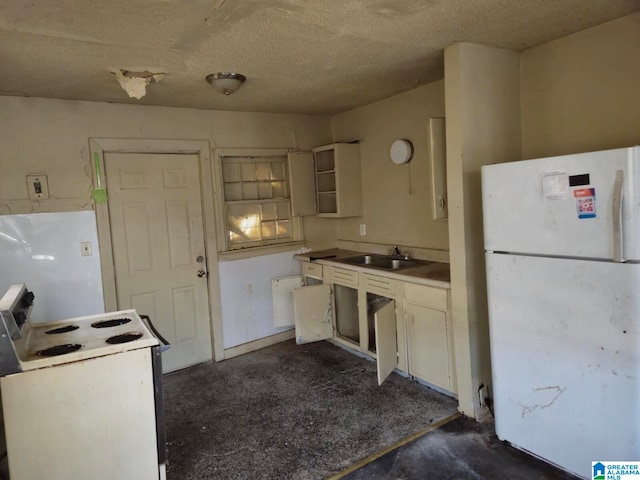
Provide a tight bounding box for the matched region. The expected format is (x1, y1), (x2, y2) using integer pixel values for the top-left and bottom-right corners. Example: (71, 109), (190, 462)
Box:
(404, 282), (448, 310)
(302, 261), (323, 279)
(362, 273), (396, 298)
(326, 266), (358, 287)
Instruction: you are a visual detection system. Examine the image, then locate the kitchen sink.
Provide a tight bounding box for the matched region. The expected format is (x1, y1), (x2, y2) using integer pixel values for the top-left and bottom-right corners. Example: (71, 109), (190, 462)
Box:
(341, 254), (387, 265)
(371, 258), (423, 270)
(341, 255), (430, 271)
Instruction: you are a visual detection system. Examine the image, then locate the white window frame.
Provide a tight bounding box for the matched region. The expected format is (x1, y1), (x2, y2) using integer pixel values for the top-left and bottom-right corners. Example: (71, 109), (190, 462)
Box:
(213, 148), (304, 259)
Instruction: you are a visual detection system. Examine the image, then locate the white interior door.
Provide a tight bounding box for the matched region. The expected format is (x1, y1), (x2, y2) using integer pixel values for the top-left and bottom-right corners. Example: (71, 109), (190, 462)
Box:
(293, 284), (333, 344)
(374, 300), (397, 385)
(105, 152), (212, 372)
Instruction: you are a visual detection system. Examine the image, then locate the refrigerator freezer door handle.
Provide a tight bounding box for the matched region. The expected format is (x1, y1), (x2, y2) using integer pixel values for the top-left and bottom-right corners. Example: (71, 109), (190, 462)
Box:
(613, 169), (624, 262)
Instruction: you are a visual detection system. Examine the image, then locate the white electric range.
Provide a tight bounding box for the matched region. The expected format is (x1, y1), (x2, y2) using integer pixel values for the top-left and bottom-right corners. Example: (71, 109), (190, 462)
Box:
(0, 284), (167, 480)
(14, 308), (159, 369)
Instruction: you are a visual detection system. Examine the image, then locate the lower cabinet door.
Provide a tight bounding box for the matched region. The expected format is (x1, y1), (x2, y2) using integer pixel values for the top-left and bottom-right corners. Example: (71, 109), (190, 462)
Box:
(293, 284), (333, 344)
(374, 300), (397, 385)
(406, 303), (450, 390)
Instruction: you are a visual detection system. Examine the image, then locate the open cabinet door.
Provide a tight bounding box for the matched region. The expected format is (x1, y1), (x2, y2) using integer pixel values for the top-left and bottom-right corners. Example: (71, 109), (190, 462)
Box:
(293, 284), (333, 344)
(288, 152), (316, 216)
(374, 300), (397, 385)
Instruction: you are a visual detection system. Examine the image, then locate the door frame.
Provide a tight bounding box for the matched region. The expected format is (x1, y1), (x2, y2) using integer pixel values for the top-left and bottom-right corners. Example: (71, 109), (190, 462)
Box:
(89, 138), (224, 362)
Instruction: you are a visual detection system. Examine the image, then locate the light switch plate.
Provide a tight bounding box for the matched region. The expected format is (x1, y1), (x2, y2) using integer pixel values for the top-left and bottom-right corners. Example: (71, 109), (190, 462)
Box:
(26, 175), (49, 200)
(359, 224), (366, 236)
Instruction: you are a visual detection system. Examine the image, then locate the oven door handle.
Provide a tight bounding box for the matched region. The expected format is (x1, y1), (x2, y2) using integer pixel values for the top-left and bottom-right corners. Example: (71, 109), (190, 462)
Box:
(140, 314), (171, 349)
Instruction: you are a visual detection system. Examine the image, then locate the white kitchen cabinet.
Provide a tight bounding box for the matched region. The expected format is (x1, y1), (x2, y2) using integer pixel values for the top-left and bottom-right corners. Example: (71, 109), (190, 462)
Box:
(428, 118), (448, 220)
(293, 283), (333, 344)
(287, 151), (316, 216)
(334, 283), (359, 345)
(292, 261), (398, 385)
(293, 258), (454, 391)
(404, 283), (456, 393)
(373, 300), (397, 385)
(312, 143), (362, 217)
(301, 261), (323, 285)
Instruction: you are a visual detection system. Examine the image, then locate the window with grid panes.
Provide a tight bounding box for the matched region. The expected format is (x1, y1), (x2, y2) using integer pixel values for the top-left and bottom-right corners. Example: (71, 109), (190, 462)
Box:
(221, 154), (294, 249)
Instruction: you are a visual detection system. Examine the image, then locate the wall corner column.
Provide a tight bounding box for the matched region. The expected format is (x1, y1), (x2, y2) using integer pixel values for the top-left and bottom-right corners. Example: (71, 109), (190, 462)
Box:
(444, 42), (522, 419)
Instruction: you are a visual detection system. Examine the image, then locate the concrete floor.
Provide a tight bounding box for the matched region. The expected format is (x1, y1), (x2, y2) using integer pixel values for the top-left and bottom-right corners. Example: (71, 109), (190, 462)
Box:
(163, 340), (575, 480)
(343, 415), (579, 480)
(163, 339), (457, 479)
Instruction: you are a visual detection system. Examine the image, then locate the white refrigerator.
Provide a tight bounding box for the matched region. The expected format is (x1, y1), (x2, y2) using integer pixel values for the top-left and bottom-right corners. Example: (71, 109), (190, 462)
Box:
(481, 146), (640, 479)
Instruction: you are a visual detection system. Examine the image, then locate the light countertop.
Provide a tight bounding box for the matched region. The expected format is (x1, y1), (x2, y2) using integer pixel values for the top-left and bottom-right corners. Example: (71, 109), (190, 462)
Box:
(294, 248), (450, 289)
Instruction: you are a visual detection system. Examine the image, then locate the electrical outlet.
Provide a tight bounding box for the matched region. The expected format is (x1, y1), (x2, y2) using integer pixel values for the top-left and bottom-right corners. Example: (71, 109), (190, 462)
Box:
(359, 224), (366, 236)
(26, 175), (49, 200)
(81, 241), (92, 256)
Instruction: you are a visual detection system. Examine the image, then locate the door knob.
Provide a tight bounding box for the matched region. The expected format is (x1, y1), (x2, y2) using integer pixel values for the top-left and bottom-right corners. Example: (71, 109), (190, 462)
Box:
(197, 270), (208, 278)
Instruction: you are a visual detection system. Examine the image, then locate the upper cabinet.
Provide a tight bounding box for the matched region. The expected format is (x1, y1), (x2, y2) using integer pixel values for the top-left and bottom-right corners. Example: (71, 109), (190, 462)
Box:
(429, 118), (448, 220)
(312, 143), (362, 218)
(287, 151), (317, 216)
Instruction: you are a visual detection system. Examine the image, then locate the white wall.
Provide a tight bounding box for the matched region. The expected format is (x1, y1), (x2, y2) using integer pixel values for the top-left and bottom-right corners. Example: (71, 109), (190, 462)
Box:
(0, 96), (333, 357)
(445, 42), (521, 418)
(0, 96), (331, 216)
(521, 12), (640, 158)
(218, 251), (301, 349)
(0, 211), (104, 322)
(330, 81), (448, 255)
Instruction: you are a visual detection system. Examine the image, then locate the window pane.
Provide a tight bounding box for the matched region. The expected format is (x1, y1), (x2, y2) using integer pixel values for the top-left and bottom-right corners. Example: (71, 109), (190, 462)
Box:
(276, 201), (290, 219)
(276, 220), (290, 238)
(262, 202), (276, 221)
(228, 204), (261, 244)
(222, 163), (241, 182)
(272, 181), (287, 198)
(242, 182), (258, 200)
(256, 163), (271, 181)
(241, 163), (256, 181)
(258, 182), (273, 199)
(271, 162), (285, 180)
(224, 183), (242, 201)
(261, 221), (277, 240)
(221, 154), (294, 249)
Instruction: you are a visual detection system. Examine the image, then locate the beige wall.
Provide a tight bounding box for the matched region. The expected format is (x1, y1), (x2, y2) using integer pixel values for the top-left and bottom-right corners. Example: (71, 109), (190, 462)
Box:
(445, 43), (521, 418)
(330, 81), (448, 256)
(0, 96), (336, 250)
(521, 12), (640, 158)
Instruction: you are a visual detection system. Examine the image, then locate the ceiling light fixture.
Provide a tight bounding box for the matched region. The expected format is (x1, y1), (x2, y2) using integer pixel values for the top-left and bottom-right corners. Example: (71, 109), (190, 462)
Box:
(205, 72), (246, 95)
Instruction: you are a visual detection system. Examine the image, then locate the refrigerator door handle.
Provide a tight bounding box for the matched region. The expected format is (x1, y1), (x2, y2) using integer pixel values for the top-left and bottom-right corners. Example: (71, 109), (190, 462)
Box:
(613, 169), (624, 262)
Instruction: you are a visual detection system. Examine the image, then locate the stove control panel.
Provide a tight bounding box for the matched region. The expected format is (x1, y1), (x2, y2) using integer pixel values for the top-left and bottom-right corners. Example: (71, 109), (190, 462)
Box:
(0, 284), (35, 376)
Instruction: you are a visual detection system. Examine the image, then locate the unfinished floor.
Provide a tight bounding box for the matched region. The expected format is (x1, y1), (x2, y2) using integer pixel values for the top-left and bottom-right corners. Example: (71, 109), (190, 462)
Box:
(163, 340), (574, 479)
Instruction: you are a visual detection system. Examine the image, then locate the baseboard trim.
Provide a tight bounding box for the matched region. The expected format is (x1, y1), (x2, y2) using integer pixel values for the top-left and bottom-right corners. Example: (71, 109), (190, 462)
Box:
(223, 329), (295, 360)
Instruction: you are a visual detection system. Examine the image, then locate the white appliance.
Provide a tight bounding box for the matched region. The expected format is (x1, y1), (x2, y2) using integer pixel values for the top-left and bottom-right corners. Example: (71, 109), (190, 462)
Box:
(0, 284), (167, 480)
(481, 146), (640, 479)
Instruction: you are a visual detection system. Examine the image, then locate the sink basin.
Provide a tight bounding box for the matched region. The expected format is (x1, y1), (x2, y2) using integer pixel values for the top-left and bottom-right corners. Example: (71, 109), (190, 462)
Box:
(370, 258), (422, 270)
(342, 254), (387, 265)
(341, 254), (430, 271)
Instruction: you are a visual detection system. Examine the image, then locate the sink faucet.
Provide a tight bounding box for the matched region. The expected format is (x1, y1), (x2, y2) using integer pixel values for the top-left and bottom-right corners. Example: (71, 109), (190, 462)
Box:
(391, 245), (411, 260)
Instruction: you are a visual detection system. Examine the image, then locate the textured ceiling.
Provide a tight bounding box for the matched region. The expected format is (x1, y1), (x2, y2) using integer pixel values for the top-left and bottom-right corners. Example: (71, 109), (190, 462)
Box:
(0, 0), (638, 115)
